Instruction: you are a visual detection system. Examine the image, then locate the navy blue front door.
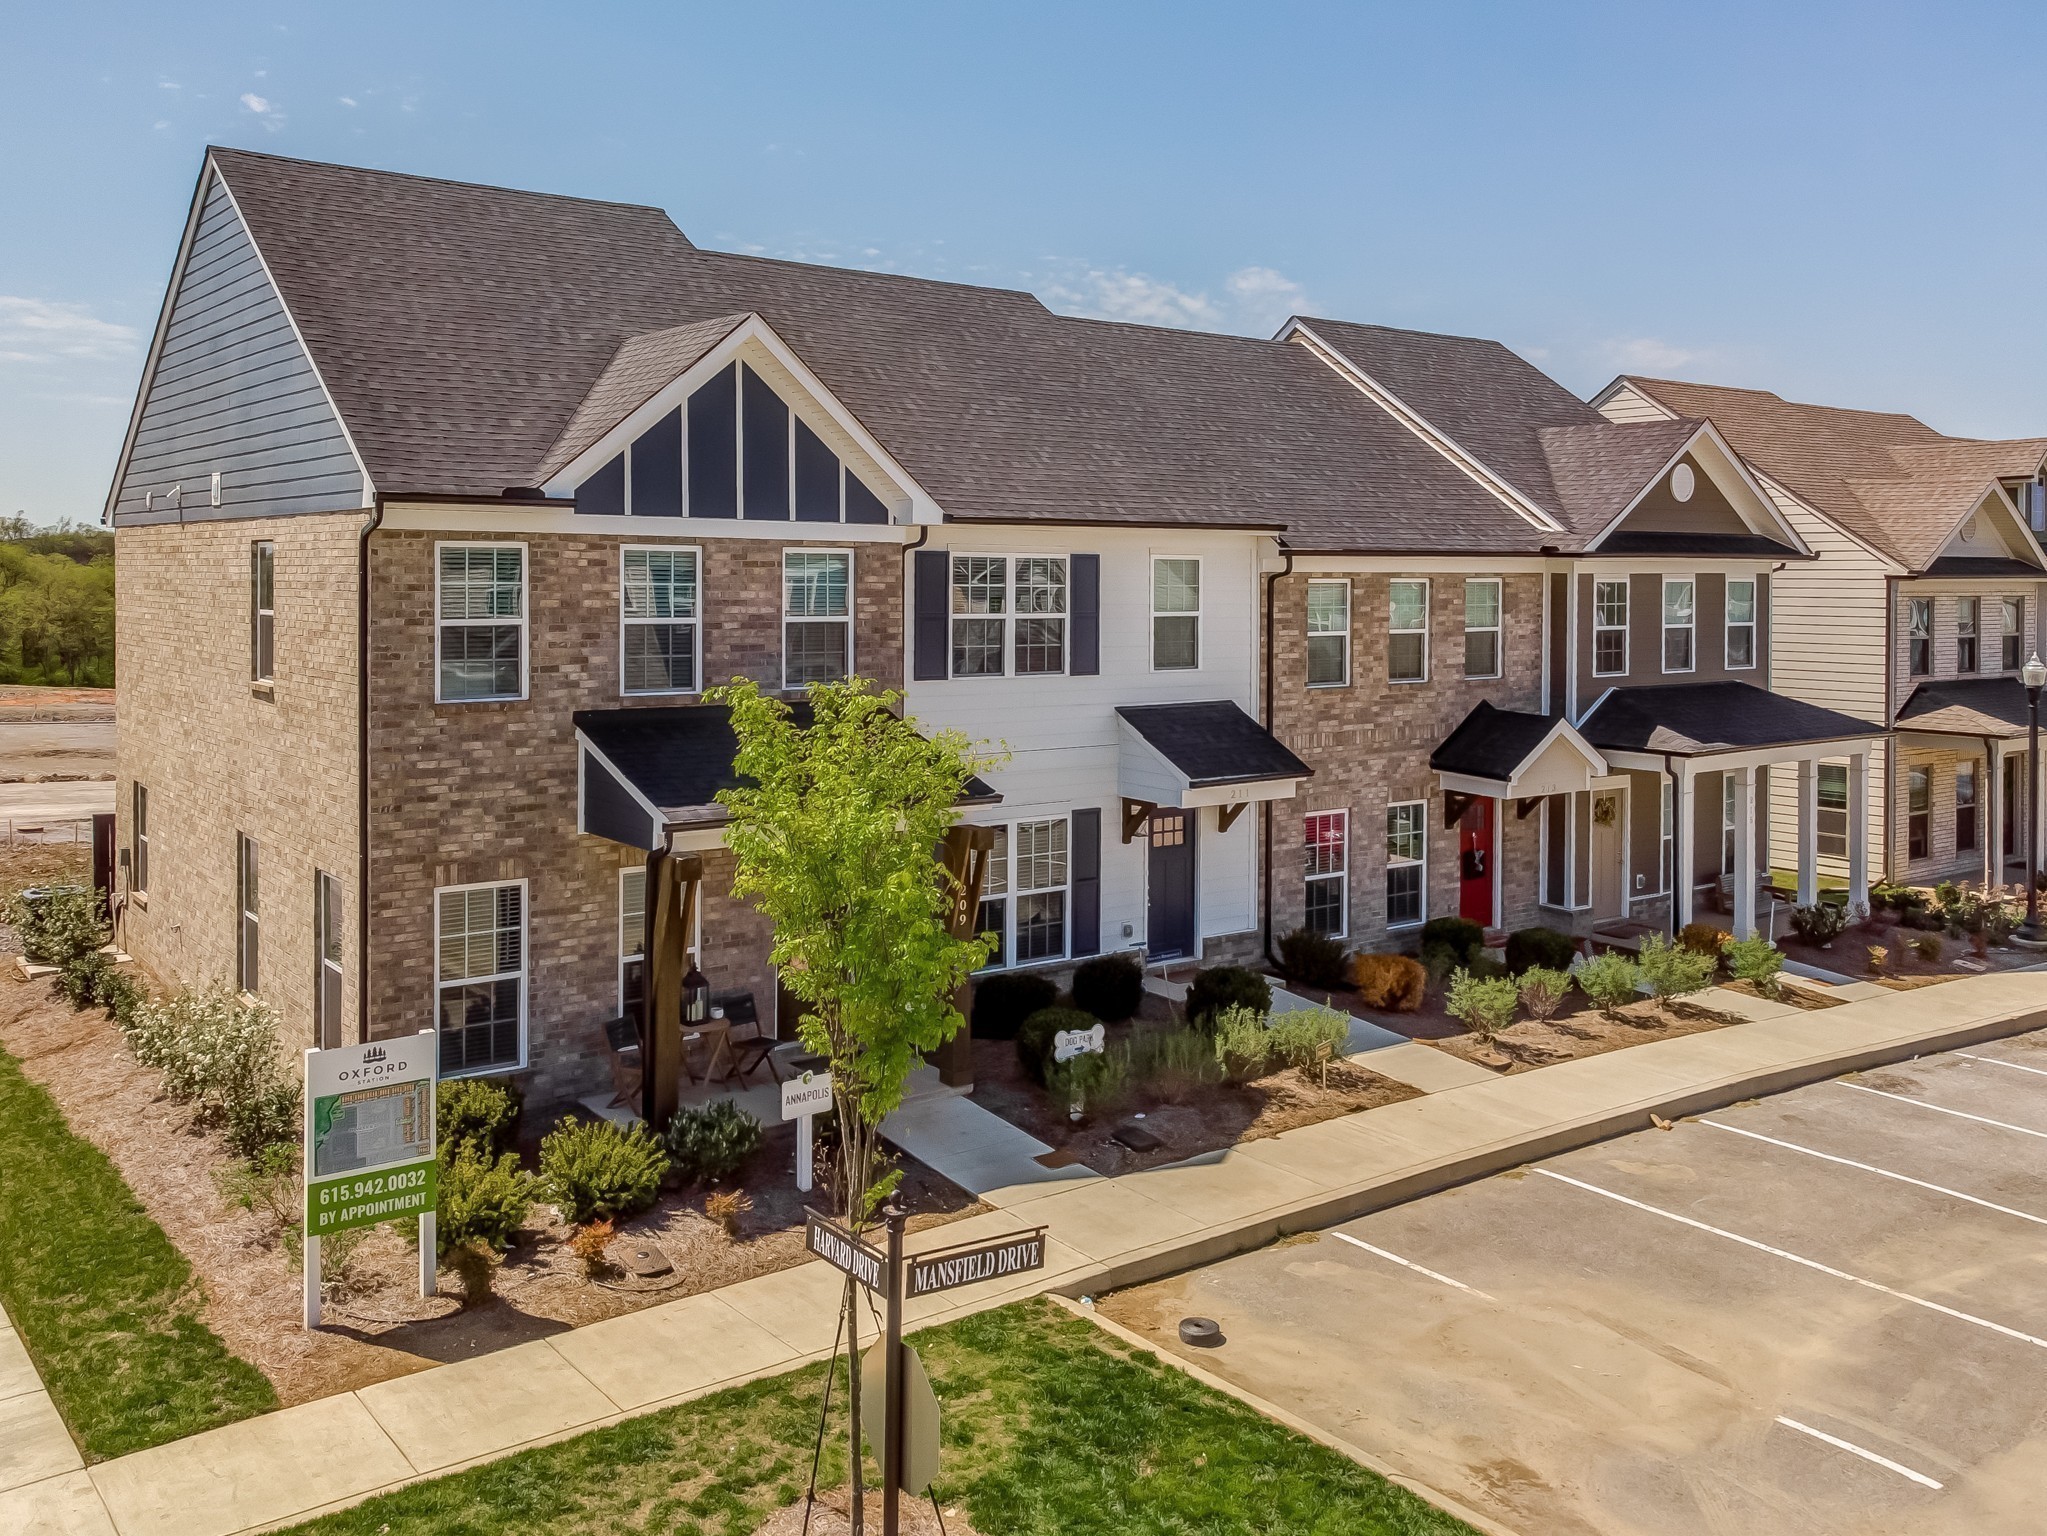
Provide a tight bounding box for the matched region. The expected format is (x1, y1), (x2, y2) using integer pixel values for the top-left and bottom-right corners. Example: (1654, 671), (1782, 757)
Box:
(1147, 809), (1196, 959)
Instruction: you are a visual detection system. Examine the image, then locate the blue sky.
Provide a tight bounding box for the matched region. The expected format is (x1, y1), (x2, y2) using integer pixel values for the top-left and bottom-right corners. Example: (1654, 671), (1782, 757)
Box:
(5, 1), (2045, 523)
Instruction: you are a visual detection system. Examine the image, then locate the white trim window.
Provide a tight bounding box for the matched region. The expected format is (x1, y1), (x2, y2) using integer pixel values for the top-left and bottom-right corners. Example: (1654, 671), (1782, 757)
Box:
(619, 865), (646, 1017)
(1303, 811), (1348, 937)
(974, 826), (1010, 971)
(1817, 762), (1849, 859)
(235, 832), (259, 994)
(1388, 579), (1428, 682)
(315, 870), (344, 1050)
(435, 881), (527, 1075)
(250, 540), (275, 684)
(1725, 578), (1757, 669)
(949, 556), (1067, 677)
(1152, 558), (1200, 671)
(1305, 579), (1350, 687)
(437, 543), (526, 702)
(1956, 596), (1980, 674)
(620, 546), (700, 695)
(1909, 597), (1932, 676)
(1592, 579), (1629, 676)
(2003, 596), (2025, 672)
(131, 782), (149, 895)
(1662, 577), (1696, 673)
(1013, 557), (1068, 675)
(1386, 801), (1426, 928)
(784, 549), (853, 687)
(1660, 780), (1675, 893)
(1463, 578), (1502, 679)
(1012, 818), (1069, 962)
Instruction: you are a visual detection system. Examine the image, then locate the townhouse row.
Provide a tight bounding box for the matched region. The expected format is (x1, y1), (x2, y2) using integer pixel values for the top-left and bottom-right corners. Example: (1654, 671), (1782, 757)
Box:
(106, 149), (2047, 1108)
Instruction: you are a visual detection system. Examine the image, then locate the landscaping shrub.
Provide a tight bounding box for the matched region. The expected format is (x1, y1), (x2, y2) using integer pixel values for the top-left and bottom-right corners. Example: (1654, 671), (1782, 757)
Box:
(1504, 926), (1576, 975)
(663, 1098), (765, 1185)
(55, 949), (118, 1010)
(971, 971), (1058, 1041)
(1517, 966), (1572, 1022)
(1867, 944), (1889, 976)
(1209, 1004), (1273, 1084)
(1184, 965), (1271, 1030)
(1419, 941), (1459, 986)
(437, 1077), (521, 1160)
(568, 1217), (615, 1276)
(1420, 916), (1486, 968)
(121, 983), (301, 1156)
(1276, 926), (1350, 991)
(94, 966), (145, 1025)
(1575, 952), (1643, 1015)
(436, 1148), (537, 1258)
(1016, 1006), (1098, 1086)
(1723, 934), (1785, 997)
(1348, 951), (1425, 1012)
(1119, 1027), (1219, 1103)
(705, 1189), (753, 1236)
(538, 1118), (668, 1225)
(1914, 931), (1944, 964)
(1070, 953), (1145, 1023)
(1444, 968), (1518, 1039)
(5, 884), (105, 967)
(1789, 901), (1849, 947)
(1266, 1006), (1350, 1083)
(214, 1142), (300, 1235)
(1677, 922), (1730, 959)
(1045, 1048), (1128, 1118)
(1637, 934), (1718, 1000)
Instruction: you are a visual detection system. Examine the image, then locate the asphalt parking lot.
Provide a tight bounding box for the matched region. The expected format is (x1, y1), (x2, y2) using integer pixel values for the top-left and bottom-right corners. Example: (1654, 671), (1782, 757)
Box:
(1101, 1028), (2047, 1536)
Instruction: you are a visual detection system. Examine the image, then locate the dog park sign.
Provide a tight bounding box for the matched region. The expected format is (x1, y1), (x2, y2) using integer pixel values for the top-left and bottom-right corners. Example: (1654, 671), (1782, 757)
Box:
(302, 1030), (439, 1327)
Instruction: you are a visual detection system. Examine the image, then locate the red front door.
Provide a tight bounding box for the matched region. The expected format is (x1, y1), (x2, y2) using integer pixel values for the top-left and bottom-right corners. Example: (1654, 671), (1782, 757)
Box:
(1458, 797), (1495, 927)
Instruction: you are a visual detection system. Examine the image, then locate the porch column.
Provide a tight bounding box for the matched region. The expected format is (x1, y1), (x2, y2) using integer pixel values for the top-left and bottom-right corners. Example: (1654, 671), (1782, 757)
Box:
(1847, 749), (1870, 916)
(1731, 764), (1757, 939)
(1795, 758), (1818, 907)
(1673, 765), (1697, 928)
(1986, 743), (2003, 891)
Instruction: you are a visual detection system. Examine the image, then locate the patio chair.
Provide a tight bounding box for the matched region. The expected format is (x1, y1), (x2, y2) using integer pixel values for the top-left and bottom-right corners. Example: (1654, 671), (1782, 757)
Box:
(714, 990), (784, 1087)
(603, 1015), (643, 1110)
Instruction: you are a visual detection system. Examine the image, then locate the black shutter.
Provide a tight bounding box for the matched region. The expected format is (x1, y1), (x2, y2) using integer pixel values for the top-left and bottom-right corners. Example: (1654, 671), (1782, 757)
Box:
(914, 549), (949, 681)
(1070, 553), (1100, 676)
(1070, 807), (1101, 957)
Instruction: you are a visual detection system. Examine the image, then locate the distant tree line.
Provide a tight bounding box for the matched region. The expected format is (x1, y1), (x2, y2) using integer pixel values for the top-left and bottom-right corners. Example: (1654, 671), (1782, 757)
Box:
(0, 516), (114, 686)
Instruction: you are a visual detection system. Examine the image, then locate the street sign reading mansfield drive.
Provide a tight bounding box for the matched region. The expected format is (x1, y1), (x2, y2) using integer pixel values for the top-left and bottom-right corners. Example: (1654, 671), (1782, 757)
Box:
(305, 1034), (438, 1239)
(805, 1209), (885, 1292)
(906, 1227), (1047, 1299)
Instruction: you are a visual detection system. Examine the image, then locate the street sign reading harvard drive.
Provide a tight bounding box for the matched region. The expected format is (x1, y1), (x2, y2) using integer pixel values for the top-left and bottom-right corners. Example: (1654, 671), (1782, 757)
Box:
(805, 1210), (885, 1292)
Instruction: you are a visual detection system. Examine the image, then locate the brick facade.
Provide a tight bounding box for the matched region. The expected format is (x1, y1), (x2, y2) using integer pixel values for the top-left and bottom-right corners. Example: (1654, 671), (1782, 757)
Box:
(115, 513), (365, 1050)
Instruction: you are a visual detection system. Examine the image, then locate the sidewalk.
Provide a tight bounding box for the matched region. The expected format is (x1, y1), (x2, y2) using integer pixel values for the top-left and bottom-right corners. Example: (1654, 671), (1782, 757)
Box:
(8, 970), (2043, 1536)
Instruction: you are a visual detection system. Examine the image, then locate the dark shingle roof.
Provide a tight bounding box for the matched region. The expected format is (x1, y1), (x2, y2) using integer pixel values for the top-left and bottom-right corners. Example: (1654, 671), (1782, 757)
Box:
(1115, 701), (1311, 788)
(1578, 682), (1882, 756)
(206, 148), (1534, 551)
(1920, 556), (2045, 580)
(1897, 677), (2034, 736)
(1428, 702), (1572, 781)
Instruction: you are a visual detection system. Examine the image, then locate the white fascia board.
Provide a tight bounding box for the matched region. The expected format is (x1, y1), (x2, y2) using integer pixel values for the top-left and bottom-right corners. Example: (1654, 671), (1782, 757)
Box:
(540, 313), (944, 524)
(1582, 421), (1807, 554)
(1923, 480), (2047, 573)
(380, 502), (912, 542)
(1510, 716), (1609, 781)
(1182, 777), (1302, 809)
(1287, 553), (1550, 574)
(1752, 469), (1905, 573)
(1588, 376), (1680, 420)
(1600, 738), (1886, 775)
(667, 825), (729, 853)
(1279, 319), (1565, 535)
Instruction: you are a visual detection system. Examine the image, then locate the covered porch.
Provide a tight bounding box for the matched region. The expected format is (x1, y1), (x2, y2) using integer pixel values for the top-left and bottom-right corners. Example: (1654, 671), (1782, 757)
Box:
(1896, 677), (2045, 888)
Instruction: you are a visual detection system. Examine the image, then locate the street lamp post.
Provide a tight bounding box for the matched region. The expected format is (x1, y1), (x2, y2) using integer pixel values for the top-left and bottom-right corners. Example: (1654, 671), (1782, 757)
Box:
(2021, 653), (2047, 945)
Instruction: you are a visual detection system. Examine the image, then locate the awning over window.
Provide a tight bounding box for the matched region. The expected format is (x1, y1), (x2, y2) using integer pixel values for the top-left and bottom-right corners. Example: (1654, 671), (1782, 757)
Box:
(575, 704), (1001, 851)
(1897, 677), (2033, 740)
(1114, 700), (1311, 809)
(1430, 701), (1607, 798)
(1577, 681), (1883, 759)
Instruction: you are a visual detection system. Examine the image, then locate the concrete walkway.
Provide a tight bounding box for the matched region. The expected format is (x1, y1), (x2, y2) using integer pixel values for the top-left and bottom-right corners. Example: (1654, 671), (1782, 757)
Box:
(0, 1302), (116, 1536)
(9, 970), (2045, 1536)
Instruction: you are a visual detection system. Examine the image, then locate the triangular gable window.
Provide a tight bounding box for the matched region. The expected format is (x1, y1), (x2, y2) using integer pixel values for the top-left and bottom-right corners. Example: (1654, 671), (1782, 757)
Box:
(578, 361), (890, 524)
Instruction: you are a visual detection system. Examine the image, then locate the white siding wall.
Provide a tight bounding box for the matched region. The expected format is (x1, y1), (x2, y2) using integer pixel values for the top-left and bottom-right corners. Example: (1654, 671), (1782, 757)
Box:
(905, 525), (1265, 962)
(1594, 383), (1678, 424)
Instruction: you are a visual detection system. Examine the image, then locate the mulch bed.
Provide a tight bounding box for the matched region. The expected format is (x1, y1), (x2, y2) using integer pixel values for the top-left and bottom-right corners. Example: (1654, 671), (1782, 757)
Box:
(1721, 976), (1841, 1011)
(970, 1026), (1420, 1176)
(0, 968), (986, 1407)
(1424, 995), (1741, 1076)
(1777, 918), (2038, 988)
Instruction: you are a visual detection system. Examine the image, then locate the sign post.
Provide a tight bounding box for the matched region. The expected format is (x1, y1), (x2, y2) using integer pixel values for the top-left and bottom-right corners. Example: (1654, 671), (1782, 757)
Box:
(303, 1030), (439, 1329)
(780, 1068), (834, 1193)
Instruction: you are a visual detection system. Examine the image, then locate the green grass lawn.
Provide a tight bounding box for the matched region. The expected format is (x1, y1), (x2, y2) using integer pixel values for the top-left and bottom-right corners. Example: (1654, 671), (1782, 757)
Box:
(0, 1040), (276, 1459)
(279, 1298), (1472, 1536)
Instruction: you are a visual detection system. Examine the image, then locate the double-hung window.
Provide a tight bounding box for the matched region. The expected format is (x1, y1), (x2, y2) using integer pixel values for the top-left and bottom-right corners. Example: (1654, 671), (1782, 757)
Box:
(1907, 767), (1930, 860)
(1662, 578), (1695, 672)
(1305, 580), (1350, 686)
(1388, 580), (1428, 682)
(1956, 761), (1979, 852)
(620, 546), (699, 694)
(1012, 819), (1069, 962)
(436, 881), (526, 1075)
(949, 556), (1066, 676)
(1660, 780), (1675, 892)
(1956, 596), (1980, 673)
(1909, 598), (1932, 676)
(314, 871), (343, 1050)
(1817, 763), (1849, 859)
(950, 557), (1007, 677)
(1592, 580), (1629, 676)
(1152, 558), (1200, 670)
(784, 550), (852, 686)
(1386, 802), (1426, 928)
(1725, 578), (1756, 669)
(250, 541), (275, 684)
(1303, 811), (1348, 937)
(2003, 597), (2025, 671)
(1463, 578), (1501, 678)
(437, 543), (526, 702)
(131, 782), (149, 894)
(975, 827), (1009, 970)
(619, 865), (646, 1016)
(235, 833), (259, 994)
(1014, 558), (1068, 674)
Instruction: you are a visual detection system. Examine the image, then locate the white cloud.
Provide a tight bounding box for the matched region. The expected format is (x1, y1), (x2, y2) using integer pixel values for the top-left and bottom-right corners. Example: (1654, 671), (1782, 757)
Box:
(1041, 262), (1313, 336)
(0, 297), (140, 364)
(240, 91), (285, 130)
(339, 95), (358, 107)
(1600, 336), (1704, 373)
(240, 91), (272, 112)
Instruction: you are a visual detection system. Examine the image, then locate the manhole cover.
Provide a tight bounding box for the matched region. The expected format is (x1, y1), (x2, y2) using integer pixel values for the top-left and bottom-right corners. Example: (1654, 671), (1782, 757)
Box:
(1111, 1121), (1163, 1152)
(611, 1240), (673, 1278)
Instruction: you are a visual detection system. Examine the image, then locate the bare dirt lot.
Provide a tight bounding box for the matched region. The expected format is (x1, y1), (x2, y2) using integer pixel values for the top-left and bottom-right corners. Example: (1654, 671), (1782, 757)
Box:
(1105, 1031), (2047, 1535)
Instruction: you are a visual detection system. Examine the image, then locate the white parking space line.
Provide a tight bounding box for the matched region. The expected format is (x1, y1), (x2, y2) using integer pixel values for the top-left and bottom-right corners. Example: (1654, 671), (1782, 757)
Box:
(1699, 1119), (2047, 1228)
(1329, 1230), (1497, 1301)
(1955, 1051), (2047, 1081)
(1535, 1169), (2047, 1351)
(1774, 1416), (1944, 1490)
(1837, 1081), (2047, 1140)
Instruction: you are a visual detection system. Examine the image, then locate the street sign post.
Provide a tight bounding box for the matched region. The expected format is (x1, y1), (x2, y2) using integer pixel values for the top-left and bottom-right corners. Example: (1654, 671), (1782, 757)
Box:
(303, 1030), (438, 1328)
(804, 1208), (885, 1293)
(781, 1068), (833, 1193)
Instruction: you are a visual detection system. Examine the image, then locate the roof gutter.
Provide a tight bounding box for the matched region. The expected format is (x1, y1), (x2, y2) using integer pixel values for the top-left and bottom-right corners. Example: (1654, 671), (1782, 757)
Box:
(356, 494), (385, 1046)
(1262, 543), (1296, 972)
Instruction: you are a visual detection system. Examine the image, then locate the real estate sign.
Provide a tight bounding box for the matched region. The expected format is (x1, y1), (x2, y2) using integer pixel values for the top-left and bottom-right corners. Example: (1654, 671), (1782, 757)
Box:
(304, 1033), (438, 1239)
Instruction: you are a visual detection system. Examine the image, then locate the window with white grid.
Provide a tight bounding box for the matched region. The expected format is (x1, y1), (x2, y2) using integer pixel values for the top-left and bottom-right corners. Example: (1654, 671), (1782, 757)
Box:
(1388, 580), (1428, 682)
(1385, 801), (1426, 928)
(1593, 580), (1628, 676)
(436, 882), (526, 1075)
(1463, 578), (1501, 679)
(1012, 818), (1069, 962)
(438, 543), (526, 702)
(1303, 811), (1348, 937)
(1306, 580), (1349, 687)
(784, 550), (852, 686)
(975, 826), (1010, 971)
(620, 546), (699, 694)
(1152, 558), (1200, 671)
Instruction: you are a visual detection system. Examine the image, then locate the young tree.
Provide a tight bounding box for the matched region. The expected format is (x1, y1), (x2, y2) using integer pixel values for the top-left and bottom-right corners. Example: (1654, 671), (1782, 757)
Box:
(713, 675), (993, 1525)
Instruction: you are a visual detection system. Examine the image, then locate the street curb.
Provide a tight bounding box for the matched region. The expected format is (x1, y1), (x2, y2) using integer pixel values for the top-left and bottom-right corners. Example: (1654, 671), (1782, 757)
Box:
(1051, 998), (2047, 1300)
(1049, 1296), (1518, 1536)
